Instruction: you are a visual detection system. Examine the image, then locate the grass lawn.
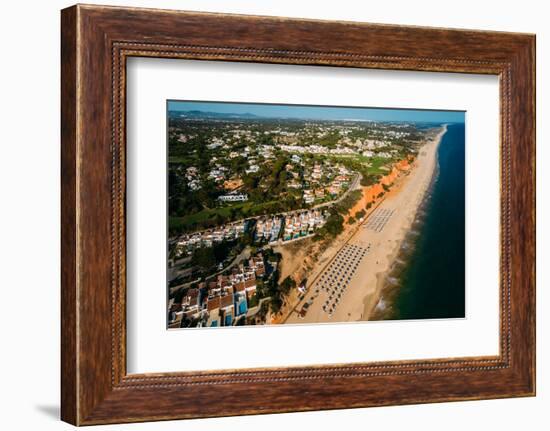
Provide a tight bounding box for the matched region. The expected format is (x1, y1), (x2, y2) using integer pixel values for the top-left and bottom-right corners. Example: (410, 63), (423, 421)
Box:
(169, 205), (240, 232)
(366, 156), (394, 175)
(330, 154), (395, 175)
(169, 200), (284, 232)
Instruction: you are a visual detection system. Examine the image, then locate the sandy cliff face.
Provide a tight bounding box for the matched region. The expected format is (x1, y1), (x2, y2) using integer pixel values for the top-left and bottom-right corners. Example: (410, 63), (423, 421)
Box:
(347, 158), (412, 220)
(381, 167), (398, 186)
(273, 156), (416, 323)
(380, 159), (411, 187)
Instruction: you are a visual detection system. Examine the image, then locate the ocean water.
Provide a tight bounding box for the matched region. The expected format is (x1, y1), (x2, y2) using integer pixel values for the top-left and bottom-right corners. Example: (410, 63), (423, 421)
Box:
(373, 123), (466, 320)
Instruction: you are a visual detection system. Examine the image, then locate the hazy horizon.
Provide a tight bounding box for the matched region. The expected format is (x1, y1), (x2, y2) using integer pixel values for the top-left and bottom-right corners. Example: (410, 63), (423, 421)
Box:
(168, 100), (465, 123)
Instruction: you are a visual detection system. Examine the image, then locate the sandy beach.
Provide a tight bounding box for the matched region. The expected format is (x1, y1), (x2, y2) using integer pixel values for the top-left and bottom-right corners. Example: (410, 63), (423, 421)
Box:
(284, 125), (448, 324)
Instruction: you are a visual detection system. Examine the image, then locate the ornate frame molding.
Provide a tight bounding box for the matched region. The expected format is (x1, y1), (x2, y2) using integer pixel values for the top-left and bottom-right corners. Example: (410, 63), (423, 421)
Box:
(61, 5), (535, 425)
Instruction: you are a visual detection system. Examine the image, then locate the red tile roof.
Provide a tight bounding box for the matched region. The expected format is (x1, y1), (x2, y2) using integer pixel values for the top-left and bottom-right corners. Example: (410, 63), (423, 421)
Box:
(220, 295), (234, 309)
(186, 288), (199, 300)
(244, 279), (257, 289)
(170, 302), (182, 312)
(207, 296), (220, 311)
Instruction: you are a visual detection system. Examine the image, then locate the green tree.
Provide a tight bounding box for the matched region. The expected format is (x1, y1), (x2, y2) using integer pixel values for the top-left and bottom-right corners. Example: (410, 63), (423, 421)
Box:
(323, 212), (344, 237)
(248, 294), (259, 308)
(270, 296), (283, 314)
(191, 247), (216, 271)
(360, 173), (378, 186)
(279, 276), (296, 295)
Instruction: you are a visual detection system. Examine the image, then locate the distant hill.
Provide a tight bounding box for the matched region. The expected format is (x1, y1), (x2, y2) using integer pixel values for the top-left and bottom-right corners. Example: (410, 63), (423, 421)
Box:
(168, 109), (261, 120)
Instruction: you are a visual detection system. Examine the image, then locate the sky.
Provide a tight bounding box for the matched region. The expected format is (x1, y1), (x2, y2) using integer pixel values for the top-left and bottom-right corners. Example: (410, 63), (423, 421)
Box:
(168, 100), (465, 123)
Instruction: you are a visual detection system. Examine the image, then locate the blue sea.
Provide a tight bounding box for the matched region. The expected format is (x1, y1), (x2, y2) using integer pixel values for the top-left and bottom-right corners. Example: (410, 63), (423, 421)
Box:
(372, 123), (466, 320)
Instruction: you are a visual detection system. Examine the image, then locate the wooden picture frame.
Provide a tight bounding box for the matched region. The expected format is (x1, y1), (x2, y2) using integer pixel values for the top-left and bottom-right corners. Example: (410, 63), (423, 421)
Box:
(61, 4), (536, 425)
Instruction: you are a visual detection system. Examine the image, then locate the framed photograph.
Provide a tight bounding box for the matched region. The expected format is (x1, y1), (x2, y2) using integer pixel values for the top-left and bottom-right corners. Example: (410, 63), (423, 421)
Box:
(164, 101), (464, 329)
(61, 4), (535, 425)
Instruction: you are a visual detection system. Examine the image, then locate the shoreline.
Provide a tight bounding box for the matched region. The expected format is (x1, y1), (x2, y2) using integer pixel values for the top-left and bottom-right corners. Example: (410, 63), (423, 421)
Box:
(284, 125), (448, 325)
(362, 125), (447, 320)
(367, 165), (440, 320)
(365, 185), (434, 320)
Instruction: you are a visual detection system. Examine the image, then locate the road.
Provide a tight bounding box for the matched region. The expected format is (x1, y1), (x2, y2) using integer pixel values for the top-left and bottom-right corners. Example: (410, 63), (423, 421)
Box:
(168, 173), (362, 295)
(205, 246), (252, 281)
(169, 246), (252, 295)
(311, 173), (361, 211)
(170, 174), (362, 244)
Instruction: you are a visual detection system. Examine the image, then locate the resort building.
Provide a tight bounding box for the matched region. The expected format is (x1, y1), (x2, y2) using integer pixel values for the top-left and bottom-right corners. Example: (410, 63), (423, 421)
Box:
(245, 164), (260, 174)
(182, 288), (200, 313)
(312, 164), (323, 180)
(206, 296), (221, 327)
(174, 220), (248, 256)
(185, 252), (269, 328)
(282, 210), (327, 241)
(220, 294), (235, 326)
(255, 216), (282, 243)
(303, 189), (315, 204)
(217, 193), (248, 202)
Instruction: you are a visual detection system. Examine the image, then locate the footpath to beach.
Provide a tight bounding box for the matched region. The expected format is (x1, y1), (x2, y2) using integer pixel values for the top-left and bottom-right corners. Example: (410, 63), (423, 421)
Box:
(284, 126), (447, 324)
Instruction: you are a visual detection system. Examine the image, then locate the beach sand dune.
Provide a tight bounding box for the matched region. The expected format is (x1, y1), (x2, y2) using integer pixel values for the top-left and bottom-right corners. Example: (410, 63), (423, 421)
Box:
(285, 126), (447, 324)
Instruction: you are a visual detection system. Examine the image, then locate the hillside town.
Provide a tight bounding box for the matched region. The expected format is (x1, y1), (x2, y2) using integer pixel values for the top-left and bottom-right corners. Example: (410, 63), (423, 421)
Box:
(167, 107), (432, 328)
